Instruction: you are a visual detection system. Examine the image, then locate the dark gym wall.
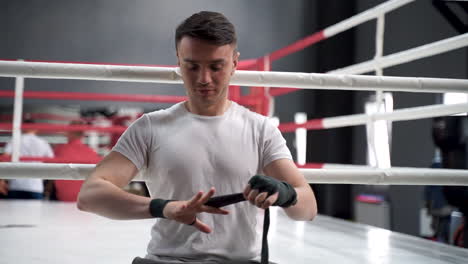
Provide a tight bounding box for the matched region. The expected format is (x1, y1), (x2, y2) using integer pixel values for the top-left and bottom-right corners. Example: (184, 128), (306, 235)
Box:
(304, 1), (356, 219)
(0, 0), (312, 110)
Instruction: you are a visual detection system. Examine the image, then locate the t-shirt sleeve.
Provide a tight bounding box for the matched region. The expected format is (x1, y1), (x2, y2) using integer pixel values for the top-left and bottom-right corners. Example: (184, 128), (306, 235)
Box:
(44, 143), (54, 158)
(261, 118), (293, 169)
(4, 142), (12, 154)
(112, 115), (151, 170)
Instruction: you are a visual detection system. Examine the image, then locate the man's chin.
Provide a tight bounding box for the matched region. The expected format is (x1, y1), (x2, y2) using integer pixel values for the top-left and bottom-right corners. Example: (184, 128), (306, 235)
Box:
(194, 97), (225, 106)
(194, 94), (216, 101)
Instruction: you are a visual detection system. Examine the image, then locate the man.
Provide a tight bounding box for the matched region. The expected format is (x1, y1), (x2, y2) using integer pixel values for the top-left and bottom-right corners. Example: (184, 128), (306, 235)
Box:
(78, 11), (317, 263)
(0, 123), (54, 199)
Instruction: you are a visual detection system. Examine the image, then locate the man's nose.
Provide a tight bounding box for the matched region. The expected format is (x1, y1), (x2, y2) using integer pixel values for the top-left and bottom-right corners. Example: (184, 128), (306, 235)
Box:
(198, 68), (212, 85)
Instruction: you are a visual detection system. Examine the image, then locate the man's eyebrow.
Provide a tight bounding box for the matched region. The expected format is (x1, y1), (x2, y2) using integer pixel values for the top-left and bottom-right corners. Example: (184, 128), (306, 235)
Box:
(183, 58), (226, 64)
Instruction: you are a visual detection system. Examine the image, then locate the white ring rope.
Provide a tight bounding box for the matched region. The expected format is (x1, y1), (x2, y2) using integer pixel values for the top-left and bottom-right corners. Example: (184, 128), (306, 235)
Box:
(0, 163), (466, 186)
(303, 168), (468, 186)
(0, 163), (147, 181)
(322, 0), (414, 38)
(231, 71), (468, 93)
(374, 14), (385, 76)
(0, 61), (467, 93)
(329, 32), (468, 75)
(0, 61), (181, 83)
(321, 102), (468, 129)
(11, 76), (24, 163)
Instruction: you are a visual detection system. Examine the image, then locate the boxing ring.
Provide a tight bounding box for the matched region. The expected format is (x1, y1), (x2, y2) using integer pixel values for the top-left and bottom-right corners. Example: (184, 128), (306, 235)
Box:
(1, 0), (468, 263)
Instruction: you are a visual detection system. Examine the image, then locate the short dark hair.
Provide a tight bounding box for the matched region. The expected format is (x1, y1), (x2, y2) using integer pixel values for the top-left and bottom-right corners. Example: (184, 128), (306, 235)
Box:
(175, 11), (237, 49)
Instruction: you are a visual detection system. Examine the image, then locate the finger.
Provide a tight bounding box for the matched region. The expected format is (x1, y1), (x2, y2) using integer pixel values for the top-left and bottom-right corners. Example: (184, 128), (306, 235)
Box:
(243, 184), (251, 199)
(187, 191), (204, 207)
(247, 189), (259, 204)
(254, 192), (269, 208)
(198, 187), (216, 205)
(261, 192), (278, 209)
(201, 206), (230, 215)
(192, 219), (212, 233)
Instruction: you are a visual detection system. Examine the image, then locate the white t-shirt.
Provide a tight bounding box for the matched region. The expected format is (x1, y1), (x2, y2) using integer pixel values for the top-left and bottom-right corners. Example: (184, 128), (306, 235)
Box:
(5, 133), (54, 193)
(113, 101), (292, 262)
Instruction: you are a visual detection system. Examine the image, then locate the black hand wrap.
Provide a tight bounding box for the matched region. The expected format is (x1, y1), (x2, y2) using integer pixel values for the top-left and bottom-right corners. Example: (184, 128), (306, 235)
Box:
(149, 199), (173, 218)
(205, 193), (245, 208)
(248, 175), (297, 207)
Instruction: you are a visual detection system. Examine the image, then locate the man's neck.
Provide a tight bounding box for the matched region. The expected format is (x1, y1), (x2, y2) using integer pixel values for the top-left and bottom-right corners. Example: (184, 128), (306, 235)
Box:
(185, 100), (231, 116)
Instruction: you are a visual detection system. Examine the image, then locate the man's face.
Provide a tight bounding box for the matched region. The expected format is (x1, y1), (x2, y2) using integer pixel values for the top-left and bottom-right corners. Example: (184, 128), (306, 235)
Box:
(177, 36), (238, 108)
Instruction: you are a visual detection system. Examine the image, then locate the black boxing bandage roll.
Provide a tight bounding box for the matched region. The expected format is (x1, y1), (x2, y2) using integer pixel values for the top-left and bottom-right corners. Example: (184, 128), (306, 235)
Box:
(205, 193), (246, 208)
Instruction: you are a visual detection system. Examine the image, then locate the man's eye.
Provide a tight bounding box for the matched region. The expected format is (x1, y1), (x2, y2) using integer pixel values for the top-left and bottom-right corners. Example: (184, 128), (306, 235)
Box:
(211, 65), (222, 72)
(186, 64), (199, 71)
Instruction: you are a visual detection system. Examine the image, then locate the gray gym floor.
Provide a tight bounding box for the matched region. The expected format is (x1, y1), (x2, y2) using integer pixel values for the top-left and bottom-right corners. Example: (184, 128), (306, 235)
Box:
(0, 200), (467, 264)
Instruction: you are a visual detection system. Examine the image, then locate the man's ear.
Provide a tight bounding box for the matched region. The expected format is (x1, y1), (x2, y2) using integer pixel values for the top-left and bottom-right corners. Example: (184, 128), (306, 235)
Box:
(176, 51), (180, 66)
(232, 51), (240, 74)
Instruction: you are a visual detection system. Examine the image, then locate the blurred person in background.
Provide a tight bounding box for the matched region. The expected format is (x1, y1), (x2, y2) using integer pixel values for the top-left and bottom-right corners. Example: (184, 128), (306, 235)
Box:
(47, 120), (102, 202)
(0, 118), (54, 199)
(432, 116), (468, 248)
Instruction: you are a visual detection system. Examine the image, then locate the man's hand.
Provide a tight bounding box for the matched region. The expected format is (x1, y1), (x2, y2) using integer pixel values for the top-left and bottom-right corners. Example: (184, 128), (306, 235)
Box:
(163, 187), (230, 233)
(0, 180), (8, 196)
(243, 183), (279, 209)
(243, 175), (297, 209)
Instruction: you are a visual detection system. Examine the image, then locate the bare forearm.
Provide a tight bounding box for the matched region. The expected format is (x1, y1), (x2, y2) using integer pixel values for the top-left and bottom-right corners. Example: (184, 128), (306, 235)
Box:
(77, 178), (152, 220)
(283, 185), (317, 221)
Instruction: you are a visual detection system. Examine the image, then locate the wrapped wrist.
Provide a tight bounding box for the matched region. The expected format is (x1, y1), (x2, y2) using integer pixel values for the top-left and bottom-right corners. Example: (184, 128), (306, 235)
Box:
(274, 181), (297, 207)
(149, 199), (173, 218)
(248, 175), (298, 208)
